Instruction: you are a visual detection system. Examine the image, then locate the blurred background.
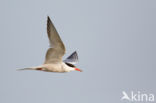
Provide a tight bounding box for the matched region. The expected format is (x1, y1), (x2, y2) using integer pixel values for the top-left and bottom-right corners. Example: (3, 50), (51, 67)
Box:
(0, 0), (155, 103)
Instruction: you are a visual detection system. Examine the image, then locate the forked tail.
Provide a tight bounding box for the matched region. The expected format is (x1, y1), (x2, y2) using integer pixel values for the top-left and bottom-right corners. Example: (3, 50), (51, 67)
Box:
(16, 68), (35, 71)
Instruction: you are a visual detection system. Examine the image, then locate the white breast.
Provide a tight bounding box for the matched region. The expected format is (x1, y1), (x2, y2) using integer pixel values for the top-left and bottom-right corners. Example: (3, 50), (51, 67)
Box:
(42, 62), (74, 72)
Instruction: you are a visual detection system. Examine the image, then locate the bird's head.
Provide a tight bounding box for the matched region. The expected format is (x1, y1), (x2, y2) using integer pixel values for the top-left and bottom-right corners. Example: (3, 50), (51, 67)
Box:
(65, 63), (82, 72)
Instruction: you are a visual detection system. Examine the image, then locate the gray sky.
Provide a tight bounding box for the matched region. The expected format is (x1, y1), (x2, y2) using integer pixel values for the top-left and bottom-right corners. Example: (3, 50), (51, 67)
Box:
(0, 0), (156, 103)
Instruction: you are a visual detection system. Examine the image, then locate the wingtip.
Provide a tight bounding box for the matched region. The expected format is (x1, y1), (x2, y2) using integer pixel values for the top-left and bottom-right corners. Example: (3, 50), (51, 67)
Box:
(73, 51), (77, 54)
(47, 16), (50, 20)
(47, 16), (51, 28)
(47, 16), (53, 24)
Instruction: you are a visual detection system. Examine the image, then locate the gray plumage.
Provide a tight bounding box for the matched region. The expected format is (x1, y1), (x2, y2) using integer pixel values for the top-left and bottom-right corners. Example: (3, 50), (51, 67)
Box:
(64, 51), (78, 65)
(44, 16), (66, 64)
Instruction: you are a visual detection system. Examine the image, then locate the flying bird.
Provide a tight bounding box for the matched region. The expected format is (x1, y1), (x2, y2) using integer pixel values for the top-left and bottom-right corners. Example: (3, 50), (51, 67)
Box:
(18, 16), (82, 73)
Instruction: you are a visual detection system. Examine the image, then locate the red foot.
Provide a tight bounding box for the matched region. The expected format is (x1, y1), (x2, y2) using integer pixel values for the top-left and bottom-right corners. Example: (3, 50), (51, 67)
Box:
(36, 68), (42, 70)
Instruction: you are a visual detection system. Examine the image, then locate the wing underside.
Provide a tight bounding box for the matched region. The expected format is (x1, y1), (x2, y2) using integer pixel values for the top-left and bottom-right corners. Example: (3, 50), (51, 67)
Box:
(44, 16), (66, 64)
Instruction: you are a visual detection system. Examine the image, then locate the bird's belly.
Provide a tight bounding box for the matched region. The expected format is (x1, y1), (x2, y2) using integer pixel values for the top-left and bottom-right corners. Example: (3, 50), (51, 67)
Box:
(43, 64), (66, 72)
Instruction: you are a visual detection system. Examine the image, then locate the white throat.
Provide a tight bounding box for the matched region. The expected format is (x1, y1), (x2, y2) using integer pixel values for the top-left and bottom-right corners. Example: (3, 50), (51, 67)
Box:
(63, 63), (75, 72)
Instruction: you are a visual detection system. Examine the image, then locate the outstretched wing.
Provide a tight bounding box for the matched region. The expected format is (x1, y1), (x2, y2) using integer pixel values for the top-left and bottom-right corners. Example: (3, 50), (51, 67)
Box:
(64, 51), (78, 64)
(44, 16), (66, 64)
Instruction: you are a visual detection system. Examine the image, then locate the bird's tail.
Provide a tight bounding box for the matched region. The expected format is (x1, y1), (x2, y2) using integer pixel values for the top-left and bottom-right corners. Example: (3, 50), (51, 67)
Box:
(16, 68), (35, 71)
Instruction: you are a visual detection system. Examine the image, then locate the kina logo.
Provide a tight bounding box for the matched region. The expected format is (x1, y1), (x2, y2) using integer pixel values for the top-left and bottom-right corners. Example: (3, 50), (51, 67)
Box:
(121, 91), (154, 102)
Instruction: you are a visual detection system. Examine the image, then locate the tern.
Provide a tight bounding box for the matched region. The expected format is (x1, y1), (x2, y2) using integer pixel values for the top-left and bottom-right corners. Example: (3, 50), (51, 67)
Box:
(18, 16), (82, 73)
